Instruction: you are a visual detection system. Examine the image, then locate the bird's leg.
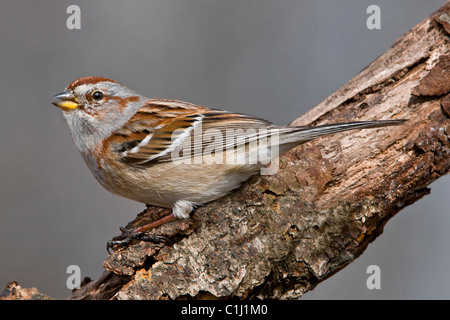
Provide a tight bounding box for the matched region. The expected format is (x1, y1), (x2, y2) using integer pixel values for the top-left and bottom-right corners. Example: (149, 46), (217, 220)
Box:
(134, 213), (177, 233)
(106, 208), (177, 252)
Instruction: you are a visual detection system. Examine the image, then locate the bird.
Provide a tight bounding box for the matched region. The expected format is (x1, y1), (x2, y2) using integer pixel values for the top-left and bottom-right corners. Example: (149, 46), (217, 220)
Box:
(52, 76), (405, 244)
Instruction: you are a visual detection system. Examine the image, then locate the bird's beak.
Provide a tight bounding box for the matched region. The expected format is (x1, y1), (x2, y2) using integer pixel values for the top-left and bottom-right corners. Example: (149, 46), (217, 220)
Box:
(52, 89), (79, 111)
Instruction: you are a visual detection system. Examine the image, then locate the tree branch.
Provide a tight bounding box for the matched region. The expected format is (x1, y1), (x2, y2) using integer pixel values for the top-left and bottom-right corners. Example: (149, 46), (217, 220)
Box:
(3, 2), (450, 300)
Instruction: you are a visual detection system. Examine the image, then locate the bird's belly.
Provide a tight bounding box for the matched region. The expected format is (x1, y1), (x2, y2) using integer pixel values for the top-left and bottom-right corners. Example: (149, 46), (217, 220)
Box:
(89, 156), (260, 208)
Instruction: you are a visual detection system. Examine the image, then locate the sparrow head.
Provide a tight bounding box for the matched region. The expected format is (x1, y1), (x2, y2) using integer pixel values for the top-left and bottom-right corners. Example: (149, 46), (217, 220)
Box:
(52, 76), (141, 115)
(53, 76), (145, 151)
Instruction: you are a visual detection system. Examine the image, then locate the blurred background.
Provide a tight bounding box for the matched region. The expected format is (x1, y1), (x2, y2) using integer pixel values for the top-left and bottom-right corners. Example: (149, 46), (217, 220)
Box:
(0, 0), (449, 299)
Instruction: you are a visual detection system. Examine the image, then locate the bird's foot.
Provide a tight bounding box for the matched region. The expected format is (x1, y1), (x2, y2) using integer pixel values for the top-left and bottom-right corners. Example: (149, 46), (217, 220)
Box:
(106, 227), (170, 253)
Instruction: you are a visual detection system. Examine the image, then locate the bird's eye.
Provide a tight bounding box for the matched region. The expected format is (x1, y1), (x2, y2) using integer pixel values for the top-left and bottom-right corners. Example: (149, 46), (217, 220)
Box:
(92, 91), (104, 101)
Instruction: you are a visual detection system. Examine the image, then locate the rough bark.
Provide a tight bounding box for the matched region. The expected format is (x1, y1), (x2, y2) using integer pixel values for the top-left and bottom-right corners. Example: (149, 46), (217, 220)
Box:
(3, 2), (450, 300)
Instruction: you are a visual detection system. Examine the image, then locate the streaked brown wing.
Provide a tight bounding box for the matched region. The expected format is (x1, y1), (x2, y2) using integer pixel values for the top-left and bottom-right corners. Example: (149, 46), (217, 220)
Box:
(106, 100), (274, 165)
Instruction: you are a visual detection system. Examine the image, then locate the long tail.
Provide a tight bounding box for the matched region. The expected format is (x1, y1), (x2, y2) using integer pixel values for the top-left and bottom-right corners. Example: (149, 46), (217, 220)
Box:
(280, 119), (406, 145)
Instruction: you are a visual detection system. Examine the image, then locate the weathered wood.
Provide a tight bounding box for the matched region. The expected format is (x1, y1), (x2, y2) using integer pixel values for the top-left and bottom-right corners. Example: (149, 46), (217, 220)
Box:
(2, 2), (449, 301)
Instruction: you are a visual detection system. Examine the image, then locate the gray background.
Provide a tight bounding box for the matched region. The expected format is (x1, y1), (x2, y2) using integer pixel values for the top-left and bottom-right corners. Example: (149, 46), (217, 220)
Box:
(1, 0), (449, 299)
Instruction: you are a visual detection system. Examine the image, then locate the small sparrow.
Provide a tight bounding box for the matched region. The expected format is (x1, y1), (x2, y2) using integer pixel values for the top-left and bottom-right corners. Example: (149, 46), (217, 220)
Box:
(52, 76), (404, 237)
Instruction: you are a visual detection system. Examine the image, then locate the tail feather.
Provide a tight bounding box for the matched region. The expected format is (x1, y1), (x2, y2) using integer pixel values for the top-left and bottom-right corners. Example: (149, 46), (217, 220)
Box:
(281, 119), (406, 145)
